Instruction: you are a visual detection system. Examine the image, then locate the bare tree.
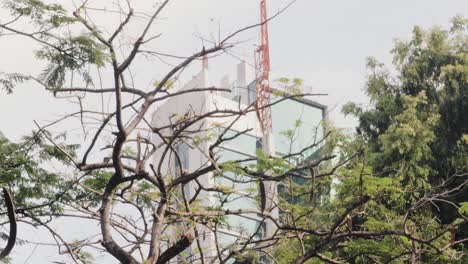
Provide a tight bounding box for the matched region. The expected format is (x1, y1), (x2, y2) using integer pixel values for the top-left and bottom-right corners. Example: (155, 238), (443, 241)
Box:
(0, 1), (466, 264)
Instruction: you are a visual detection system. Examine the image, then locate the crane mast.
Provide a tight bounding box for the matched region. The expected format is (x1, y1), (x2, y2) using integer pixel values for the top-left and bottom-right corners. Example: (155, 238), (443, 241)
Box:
(256, 0), (272, 135)
(255, 0), (277, 240)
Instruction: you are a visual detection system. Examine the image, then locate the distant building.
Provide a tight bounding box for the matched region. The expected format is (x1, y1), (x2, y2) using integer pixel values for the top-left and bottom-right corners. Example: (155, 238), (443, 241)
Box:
(151, 59), (327, 262)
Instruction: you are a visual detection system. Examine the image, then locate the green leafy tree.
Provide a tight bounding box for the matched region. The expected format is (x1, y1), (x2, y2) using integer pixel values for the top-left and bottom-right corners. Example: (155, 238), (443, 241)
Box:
(0, 130), (81, 260)
(343, 15), (467, 234)
(339, 16), (468, 262)
(272, 17), (467, 263)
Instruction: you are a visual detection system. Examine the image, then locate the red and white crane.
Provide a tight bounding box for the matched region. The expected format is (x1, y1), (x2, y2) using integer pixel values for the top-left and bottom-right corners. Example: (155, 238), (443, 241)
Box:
(255, 0), (272, 137)
(255, 0), (278, 237)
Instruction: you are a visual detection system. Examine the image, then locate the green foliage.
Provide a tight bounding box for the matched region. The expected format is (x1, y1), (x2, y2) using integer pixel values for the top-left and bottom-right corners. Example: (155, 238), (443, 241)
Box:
(0, 73), (30, 94)
(349, 16), (467, 206)
(3, 0), (75, 27)
(233, 250), (260, 264)
(220, 160), (244, 175)
(69, 240), (95, 263)
(132, 181), (161, 208)
(254, 149), (293, 176)
(274, 17), (467, 263)
(0, 131), (76, 216)
(36, 33), (108, 89)
(459, 202), (468, 216)
(153, 79), (175, 90)
(1, 0), (108, 92)
(0, 1), (465, 262)
(338, 16), (468, 261)
(192, 133), (215, 147)
(275, 77), (304, 95)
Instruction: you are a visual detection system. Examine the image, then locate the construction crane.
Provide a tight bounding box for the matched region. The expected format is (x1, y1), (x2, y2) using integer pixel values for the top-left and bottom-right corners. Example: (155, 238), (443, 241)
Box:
(255, 0), (278, 239)
(255, 0), (272, 137)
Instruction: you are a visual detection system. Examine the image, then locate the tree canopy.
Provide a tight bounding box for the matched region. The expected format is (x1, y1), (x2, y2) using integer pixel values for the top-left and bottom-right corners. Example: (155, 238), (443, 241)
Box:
(272, 16), (468, 264)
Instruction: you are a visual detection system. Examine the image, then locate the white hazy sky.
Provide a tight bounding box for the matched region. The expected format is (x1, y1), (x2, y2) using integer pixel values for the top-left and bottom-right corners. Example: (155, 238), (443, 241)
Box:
(1, 0), (467, 140)
(0, 0), (467, 263)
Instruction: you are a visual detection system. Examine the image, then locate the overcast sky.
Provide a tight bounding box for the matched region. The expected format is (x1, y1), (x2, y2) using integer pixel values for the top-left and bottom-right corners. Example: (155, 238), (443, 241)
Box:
(0, 0), (467, 262)
(1, 0), (467, 141)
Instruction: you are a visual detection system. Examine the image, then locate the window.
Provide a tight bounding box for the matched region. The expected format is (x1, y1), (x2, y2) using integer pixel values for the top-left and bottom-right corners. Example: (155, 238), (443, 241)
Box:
(220, 130), (258, 156)
(247, 81), (257, 105)
(174, 142), (191, 196)
(214, 149), (257, 199)
(174, 143), (190, 174)
(231, 81), (242, 101)
(271, 98), (324, 159)
(212, 129), (263, 244)
(173, 142), (193, 262)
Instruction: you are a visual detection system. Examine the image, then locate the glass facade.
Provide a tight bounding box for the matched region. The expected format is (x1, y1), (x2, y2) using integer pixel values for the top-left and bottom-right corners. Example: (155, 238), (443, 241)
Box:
(175, 143), (190, 171)
(175, 143), (191, 196)
(173, 142), (193, 262)
(213, 131), (263, 246)
(211, 97), (325, 249)
(271, 97), (324, 158)
(247, 81), (257, 105)
(164, 92), (326, 257)
(221, 130), (258, 155)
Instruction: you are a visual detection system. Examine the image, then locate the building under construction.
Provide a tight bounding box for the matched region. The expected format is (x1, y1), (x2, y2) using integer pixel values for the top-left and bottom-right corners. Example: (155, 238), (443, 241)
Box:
(150, 0), (327, 262)
(150, 59), (326, 261)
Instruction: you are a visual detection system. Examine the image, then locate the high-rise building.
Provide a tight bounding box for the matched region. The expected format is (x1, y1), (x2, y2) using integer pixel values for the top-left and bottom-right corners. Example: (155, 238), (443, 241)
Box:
(150, 60), (326, 262)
